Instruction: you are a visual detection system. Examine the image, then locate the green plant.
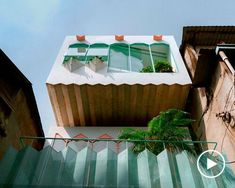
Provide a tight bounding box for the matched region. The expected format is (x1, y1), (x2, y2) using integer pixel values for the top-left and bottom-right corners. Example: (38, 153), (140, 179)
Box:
(154, 61), (173, 72)
(139, 61), (173, 73)
(140, 65), (154, 72)
(118, 109), (194, 155)
(118, 128), (149, 153)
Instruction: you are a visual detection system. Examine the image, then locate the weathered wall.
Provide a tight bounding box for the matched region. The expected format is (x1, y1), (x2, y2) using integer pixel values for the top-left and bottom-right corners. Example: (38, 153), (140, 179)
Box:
(0, 49), (44, 159)
(184, 45), (235, 171)
(0, 88), (43, 159)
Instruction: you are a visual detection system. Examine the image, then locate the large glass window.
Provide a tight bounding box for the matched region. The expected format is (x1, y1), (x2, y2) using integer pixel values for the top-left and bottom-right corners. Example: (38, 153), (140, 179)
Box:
(108, 43), (129, 72)
(130, 43), (153, 72)
(150, 43), (173, 72)
(150, 43), (170, 65)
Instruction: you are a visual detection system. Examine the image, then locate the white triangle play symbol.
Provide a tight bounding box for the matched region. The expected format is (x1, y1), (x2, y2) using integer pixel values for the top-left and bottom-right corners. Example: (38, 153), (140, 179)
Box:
(207, 158), (217, 170)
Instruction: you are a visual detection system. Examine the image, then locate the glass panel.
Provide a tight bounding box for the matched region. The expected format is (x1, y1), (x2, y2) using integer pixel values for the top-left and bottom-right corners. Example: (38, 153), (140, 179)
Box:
(108, 43), (129, 72)
(150, 43), (171, 64)
(130, 43), (153, 72)
(94, 148), (117, 186)
(150, 43), (173, 72)
(86, 43), (109, 63)
(69, 43), (89, 48)
(64, 43), (89, 64)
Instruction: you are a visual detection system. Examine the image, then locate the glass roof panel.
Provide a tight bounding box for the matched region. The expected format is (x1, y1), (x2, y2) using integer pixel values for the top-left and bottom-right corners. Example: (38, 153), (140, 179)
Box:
(86, 43), (109, 63)
(150, 43), (171, 64)
(69, 43), (89, 48)
(130, 43), (153, 72)
(108, 43), (129, 72)
(65, 43), (89, 64)
(89, 43), (109, 48)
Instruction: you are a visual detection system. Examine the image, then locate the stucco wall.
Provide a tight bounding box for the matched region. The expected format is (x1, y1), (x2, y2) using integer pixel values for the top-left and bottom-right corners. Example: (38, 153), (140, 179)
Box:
(184, 45), (235, 171)
(0, 88), (43, 159)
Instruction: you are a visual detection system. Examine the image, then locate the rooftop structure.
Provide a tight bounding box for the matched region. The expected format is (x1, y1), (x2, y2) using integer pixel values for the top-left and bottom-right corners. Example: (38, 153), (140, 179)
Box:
(47, 35), (191, 127)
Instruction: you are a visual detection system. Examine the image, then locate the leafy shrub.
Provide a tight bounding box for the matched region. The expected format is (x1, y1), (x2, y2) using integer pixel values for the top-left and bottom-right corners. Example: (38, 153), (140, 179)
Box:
(140, 65), (154, 72)
(154, 61), (173, 72)
(139, 61), (173, 73)
(118, 109), (194, 155)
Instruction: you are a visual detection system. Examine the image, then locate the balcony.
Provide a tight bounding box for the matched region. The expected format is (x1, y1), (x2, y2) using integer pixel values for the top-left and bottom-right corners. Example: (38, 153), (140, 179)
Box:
(47, 36), (191, 127)
(0, 137), (234, 187)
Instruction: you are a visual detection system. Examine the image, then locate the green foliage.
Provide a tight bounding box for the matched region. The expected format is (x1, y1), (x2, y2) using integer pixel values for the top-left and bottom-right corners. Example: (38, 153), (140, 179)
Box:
(118, 128), (148, 140)
(139, 65), (154, 72)
(148, 109), (193, 138)
(154, 61), (173, 72)
(118, 109), (195, 155)
(139, 61), (173, 73)
(119, 128), (149, 153)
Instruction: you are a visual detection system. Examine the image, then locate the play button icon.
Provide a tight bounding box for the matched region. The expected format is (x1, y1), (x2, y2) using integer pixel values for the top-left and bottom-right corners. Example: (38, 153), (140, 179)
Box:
(207, 158), (217, 170)
(197, 149), (225, 178)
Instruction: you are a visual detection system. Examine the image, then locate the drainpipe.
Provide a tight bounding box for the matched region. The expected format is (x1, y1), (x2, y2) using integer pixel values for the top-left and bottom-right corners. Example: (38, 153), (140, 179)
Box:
(215, 45), (235, 88)
(218, 51), (233, 72)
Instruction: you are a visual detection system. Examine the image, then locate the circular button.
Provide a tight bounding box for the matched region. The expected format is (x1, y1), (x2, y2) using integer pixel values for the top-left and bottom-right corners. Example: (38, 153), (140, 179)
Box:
(197, 149), (225, 178)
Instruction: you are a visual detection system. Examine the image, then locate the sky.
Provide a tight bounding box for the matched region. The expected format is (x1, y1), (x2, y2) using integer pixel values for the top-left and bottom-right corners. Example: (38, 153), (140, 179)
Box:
(1, 0), (235, 135)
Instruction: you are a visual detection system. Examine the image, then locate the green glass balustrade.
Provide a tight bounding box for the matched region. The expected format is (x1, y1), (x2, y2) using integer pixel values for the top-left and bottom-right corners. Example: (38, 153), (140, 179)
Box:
(1, 137), (233, 187)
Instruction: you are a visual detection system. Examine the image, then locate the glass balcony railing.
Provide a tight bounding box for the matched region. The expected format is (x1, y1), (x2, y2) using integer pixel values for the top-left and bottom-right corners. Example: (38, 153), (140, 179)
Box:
(1, 136), (234, 187)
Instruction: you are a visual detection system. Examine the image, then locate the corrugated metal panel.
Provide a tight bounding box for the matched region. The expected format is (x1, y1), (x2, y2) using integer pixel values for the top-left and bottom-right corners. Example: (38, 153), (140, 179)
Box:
(47, 83), (190, 127)
(1, 146), (234, 187)
(181, 26), (235, 47)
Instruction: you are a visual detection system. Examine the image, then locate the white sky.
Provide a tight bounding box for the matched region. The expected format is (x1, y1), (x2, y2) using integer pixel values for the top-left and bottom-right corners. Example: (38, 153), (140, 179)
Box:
(1, 0), (235, 135)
